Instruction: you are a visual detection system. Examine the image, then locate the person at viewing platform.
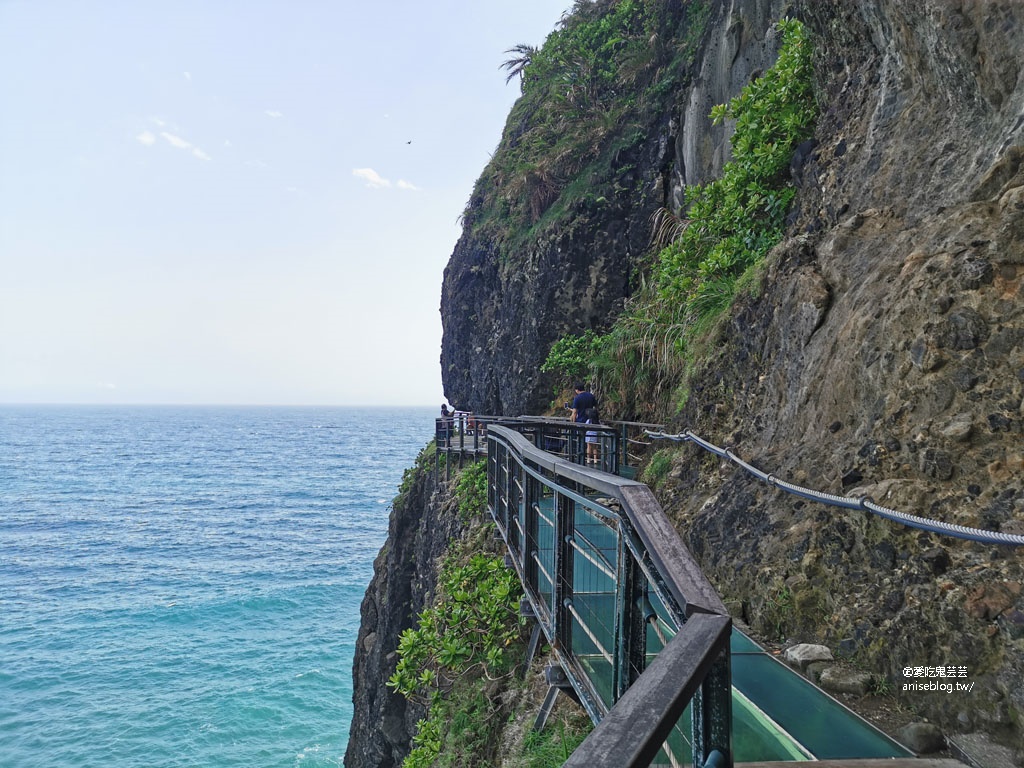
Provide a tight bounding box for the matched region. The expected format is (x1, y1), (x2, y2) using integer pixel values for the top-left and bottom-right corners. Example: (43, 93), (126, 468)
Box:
(570, 382), (597, 423)
(439, 404), (454, 446)
(446, 406), (476, 436)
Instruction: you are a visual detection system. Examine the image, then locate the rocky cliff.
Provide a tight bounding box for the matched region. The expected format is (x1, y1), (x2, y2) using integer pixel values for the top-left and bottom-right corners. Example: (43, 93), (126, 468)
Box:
(439, 0), (795, 416)
(344, 454), (469, 768)
(352, 0), (1024, 762)
(667, 0), (1024, 751)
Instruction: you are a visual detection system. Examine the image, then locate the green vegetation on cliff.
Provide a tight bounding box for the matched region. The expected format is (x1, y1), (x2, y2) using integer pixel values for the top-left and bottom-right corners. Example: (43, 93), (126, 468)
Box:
(453, 459), (487, 521)
(388, 526), (523, 766)
(543, 18), (817, 417)
(464, 0), (710, 251)
(387, 459), (526, 768)
(387, 461), (592, 768)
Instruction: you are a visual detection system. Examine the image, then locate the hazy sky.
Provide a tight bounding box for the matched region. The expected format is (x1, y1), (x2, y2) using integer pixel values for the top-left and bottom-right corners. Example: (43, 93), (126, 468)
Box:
(0, 1), (570, 406)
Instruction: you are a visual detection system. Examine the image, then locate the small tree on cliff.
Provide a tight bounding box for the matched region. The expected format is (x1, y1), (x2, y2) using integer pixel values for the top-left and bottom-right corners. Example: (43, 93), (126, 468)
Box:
(500, 44), (537, 90)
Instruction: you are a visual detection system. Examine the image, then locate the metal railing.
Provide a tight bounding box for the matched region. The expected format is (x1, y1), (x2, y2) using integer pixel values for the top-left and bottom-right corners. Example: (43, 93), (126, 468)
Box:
(487, 423), (732, 768)
(647, 429), (1024, 547)
(435, 414), (662, 481)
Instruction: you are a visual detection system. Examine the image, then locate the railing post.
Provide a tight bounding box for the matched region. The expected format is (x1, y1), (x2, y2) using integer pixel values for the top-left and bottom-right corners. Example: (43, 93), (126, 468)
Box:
(487, 439), (496, 526)
(692, 643), (733, 768)
(620, 423), (628, 472)
(616, 548), (646, 701)
(496, 446), (504, 534)
(553, 491), (575, 652)
(607, 428), (620, 475)
(458, 419), (465, 469)
(524, 473), (539, 593)
(505, 451), (519, 549)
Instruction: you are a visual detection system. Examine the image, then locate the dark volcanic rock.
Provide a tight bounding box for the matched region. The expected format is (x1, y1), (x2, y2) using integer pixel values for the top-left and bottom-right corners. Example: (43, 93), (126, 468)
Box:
(367, 0), (1024, 760)
(671, 0), (1024, 750)
(439, 0), (794, 415)
(344, 462), (467, 768)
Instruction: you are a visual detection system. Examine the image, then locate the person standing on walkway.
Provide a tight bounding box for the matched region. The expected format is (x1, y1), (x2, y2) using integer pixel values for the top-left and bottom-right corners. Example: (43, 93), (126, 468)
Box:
(570, 383), (598, 466)
(570, 382), (597, 423)
(439, 404), (454, 446)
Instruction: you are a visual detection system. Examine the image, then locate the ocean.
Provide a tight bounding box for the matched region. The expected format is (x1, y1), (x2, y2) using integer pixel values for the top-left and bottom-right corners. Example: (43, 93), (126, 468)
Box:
(0, 405), (436, 768)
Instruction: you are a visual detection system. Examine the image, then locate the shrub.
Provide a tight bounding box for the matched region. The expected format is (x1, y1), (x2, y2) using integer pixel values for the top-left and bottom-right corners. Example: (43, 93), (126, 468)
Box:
(594, 18), (817, 416)
(454, 460), (488, 521)
(540, 329), (604, 384)
(656, 18), (816, 318)
(388, 550), (524, 767)
(641, 448), (677, 486)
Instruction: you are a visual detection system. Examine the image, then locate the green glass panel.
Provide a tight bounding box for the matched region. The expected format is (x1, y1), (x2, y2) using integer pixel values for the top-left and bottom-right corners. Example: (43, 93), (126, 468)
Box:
(730, 630), (763, 654)
(731, 653), (912, 759)
(572, 592), (617, 707)
(732, 691), (810, 761)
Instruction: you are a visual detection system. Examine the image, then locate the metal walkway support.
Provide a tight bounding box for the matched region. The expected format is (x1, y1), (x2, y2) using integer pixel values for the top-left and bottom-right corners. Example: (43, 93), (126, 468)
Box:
(487, 423), (733, 768)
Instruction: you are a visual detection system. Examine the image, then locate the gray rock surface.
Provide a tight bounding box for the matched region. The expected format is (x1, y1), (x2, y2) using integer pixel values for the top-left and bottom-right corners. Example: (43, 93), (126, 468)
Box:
(949, 732), (1019, 768)
(784, 643), (834, 671)
(899, 722), (946, 755)
(819, 666), (873, 696)
(344, 464), (467, 768)
(666, 0), (1024, 753)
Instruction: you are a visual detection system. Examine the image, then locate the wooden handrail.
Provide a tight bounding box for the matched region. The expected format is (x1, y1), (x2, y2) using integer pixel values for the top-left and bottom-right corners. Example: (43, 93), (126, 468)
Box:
(486, 422), (733, 768)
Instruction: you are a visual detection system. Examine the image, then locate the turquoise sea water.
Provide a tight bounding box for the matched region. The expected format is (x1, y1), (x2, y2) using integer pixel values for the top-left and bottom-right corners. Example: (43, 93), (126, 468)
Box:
(0, 405), (435, 768)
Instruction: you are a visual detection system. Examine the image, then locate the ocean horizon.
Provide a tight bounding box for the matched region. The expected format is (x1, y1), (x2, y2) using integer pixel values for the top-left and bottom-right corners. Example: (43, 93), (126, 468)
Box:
(0, 405), (436, 767)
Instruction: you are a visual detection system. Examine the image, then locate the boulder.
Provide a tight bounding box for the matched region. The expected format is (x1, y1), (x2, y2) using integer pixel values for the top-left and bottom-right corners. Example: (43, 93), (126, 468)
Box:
(819, 666), (872, 696)
(784, 643), (833, 671)
(899, 722), (945, 754)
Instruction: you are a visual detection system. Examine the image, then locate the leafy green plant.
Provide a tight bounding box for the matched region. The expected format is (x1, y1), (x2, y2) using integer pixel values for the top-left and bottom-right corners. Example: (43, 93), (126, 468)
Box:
(762, 584), (794, 640)
(388, 549), (524, 767)
(656, 18), (815, 316)
(388, 552), (522, 699)
(501, 43), (538, 88)
(540, 329), (604, 384)
(463, 0), (710, 240)
(398, 442), (439, 500)
(593, 18), (817, 417)
(454, 460), (488, 521)
(517, 717), (592, 767)
(404, 682), (500, 768)
(641, 448), (677, 486)
(869, 675), (894, 696)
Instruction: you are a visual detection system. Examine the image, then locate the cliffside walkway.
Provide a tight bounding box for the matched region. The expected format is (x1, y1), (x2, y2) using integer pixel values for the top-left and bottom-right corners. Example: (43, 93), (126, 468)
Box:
(436, 416), (963, 768)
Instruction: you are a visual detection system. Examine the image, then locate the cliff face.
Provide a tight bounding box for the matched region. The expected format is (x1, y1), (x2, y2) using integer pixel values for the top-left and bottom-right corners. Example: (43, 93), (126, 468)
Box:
(669, 0), (1024, 747)
(439, 0), (794, 416)
(437, 123), (664, 416)
(344, 458), (467, 768)
(353, 0), (1024, 761)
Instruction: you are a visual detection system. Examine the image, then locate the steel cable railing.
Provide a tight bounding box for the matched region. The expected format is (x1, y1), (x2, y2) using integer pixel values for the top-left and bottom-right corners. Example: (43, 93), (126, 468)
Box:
(647, 429), (1024, 547)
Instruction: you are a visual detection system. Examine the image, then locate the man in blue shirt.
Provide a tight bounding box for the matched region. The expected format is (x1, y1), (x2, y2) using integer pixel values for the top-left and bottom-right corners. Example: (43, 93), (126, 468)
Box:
(570, 382), (597, 423)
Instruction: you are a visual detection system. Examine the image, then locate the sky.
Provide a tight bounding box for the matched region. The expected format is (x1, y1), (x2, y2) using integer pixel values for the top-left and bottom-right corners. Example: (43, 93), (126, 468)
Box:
(0, 0), (571, 406)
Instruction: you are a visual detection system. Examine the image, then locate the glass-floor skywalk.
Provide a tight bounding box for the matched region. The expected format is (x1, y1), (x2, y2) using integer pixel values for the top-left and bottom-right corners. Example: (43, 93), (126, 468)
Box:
(541, 496), (912, 764)
(569, 619), (912, 765)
